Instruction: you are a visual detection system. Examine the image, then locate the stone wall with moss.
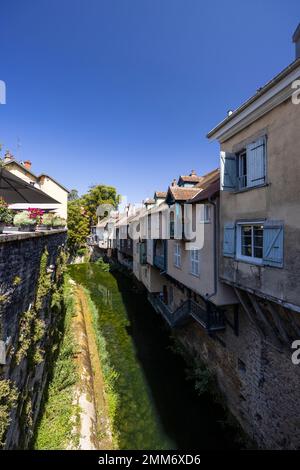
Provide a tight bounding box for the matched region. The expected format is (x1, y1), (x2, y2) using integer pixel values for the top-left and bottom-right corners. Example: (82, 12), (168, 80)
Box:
(0, 230), (67, 449)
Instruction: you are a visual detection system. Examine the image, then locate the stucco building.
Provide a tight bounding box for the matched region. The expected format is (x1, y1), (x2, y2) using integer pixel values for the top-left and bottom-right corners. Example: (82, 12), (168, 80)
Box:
(2, 153), (69, 219)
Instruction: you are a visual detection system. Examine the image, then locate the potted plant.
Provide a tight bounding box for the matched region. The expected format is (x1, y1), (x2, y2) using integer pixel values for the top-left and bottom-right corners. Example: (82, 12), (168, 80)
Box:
(13, 211), (37, 232)
(0, 197), (13, 233)
(41, 213), (54, 230)
(28, 208), (45, 230)
(52, 216), (66, 229)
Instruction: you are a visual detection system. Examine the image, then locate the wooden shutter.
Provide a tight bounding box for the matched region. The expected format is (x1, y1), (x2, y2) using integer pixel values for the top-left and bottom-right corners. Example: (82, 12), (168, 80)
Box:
(174, 203), (182, 239)
(220, 151), (237, 191)
(263, 221), (284, 268)
(223, 223), (236, 257)
(246, 137), (266, 188)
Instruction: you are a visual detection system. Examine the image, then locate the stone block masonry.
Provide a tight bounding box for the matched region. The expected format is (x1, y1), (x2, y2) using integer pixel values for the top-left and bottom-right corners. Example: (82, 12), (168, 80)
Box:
(0, 230), (67, 449)
(177, 303), (300, 449)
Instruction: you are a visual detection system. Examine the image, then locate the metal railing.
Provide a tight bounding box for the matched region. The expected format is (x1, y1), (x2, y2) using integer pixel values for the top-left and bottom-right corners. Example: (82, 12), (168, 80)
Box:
(148, 293), (225, 332)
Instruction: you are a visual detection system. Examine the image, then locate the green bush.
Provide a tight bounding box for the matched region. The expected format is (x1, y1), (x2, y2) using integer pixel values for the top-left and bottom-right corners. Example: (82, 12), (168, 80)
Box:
(13, 211), (36, 227)
(0, 198), (13, 224)
(52, 216), (66, 227)
(95, 257), (110, 271)
(42, 213), (54, 226)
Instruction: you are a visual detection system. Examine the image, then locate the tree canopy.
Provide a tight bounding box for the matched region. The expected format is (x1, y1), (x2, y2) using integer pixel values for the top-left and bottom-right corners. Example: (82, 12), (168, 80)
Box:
(67, 184), (119, 256)
(68, 189), (79, 201)
(82, 184), (120, 227)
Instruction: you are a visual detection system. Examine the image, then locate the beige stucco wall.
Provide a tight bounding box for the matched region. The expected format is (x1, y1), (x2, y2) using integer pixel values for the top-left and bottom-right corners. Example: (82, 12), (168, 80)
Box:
(167, 206), (236, 306)
(220, 97), (300, 307)
(6, 164), (68, 219)
(39, 176), (68, 219)
(7, 165), (37, 185)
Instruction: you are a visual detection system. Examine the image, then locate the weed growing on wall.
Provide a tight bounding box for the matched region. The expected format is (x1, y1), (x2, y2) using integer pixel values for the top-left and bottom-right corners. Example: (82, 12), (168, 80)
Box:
(0, 379), (18, 447)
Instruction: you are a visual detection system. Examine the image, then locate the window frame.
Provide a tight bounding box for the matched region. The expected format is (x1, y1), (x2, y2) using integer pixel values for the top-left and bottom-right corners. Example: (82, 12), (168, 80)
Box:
(236, 221), (264, 265)
(237, 149), (247, 189)
(199, 204), (211, 223)
(190, 248), (200, 277)
(173, 242), (181, 268)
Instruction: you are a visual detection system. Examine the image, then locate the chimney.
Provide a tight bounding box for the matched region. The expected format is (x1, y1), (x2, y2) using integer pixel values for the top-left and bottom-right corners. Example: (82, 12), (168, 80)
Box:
(23, 160), (32, 170)
(190, 170), (197, 176)
(293, 23), (300, 59)
(3, 150), (13, 163)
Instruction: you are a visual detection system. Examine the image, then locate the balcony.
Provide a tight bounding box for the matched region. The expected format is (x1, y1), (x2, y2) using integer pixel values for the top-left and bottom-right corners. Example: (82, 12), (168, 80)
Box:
(139, 242), (147, 264)
(119, 239), (133, 257)
(148, 293), (225, 333)
(153, 254), (166, 270)
(153, 239), (167, 271)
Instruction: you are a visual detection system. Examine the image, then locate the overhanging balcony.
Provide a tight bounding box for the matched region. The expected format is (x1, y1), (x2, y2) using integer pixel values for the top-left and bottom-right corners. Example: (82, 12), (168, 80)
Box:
(154, 254), (166, 270)
(153, 239), (167, 271)
(148, 293), (225, 333)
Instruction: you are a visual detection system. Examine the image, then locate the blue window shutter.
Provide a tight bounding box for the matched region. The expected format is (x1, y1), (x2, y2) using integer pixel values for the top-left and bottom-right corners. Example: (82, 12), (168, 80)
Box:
(174, 202), (182, 238)
(220, 151), (237, 191)
(223, 223), (236, 257)
(263, 221), (284, 268)
(246, 137), (266, 188)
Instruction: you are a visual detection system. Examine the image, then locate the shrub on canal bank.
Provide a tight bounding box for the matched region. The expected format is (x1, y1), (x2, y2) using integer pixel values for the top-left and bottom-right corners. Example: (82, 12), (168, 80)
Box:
(69, 263), (170, 450)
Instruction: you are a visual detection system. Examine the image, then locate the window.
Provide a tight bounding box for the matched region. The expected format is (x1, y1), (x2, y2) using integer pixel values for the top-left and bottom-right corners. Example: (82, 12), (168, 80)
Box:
(200, 204), (211, 222)
(174, 242), (181, 268)
(237, 222), (264, 264)
(238, 150), (247, 189)
(190, 249), (200, 276)
(221, 136), (266, 192)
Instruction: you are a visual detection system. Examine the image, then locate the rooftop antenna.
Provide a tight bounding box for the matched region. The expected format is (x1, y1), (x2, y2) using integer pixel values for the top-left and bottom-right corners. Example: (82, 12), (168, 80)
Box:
(16, 137), (21, 159)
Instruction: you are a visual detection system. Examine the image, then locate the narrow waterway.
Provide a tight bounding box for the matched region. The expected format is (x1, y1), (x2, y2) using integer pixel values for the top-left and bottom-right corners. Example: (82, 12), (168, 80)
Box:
(69, 263), (242, 450)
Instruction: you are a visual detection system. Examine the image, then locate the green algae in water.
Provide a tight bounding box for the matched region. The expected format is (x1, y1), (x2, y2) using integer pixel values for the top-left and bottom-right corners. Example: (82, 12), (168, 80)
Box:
(68, 263), (172, 450)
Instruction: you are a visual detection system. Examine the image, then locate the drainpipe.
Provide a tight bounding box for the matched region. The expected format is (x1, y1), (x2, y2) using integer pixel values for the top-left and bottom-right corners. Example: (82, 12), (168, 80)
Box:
(205, 196), (218, 301)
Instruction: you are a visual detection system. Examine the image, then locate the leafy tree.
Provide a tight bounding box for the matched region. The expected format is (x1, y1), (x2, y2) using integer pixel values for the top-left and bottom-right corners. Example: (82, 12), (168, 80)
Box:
(68, 189), (79, 201)
(67, 200), (89, 256)
(82, 184), (120, 227)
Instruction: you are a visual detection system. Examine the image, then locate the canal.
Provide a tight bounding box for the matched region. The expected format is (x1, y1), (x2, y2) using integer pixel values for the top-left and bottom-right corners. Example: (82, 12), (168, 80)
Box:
(69, 263), (242, 450)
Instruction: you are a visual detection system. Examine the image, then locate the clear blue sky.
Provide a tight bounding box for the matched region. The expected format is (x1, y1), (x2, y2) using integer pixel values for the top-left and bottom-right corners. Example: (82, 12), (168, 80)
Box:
(0, 0), (299, 202)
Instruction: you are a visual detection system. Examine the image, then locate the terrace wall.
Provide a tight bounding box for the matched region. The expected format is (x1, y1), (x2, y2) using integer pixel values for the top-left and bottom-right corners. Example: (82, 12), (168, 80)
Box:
(0, 230), (67, 449)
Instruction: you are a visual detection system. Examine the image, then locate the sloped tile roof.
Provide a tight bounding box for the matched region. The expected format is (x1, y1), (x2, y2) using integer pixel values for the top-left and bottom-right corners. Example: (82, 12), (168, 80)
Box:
(168, 186), (201, 201)
(154, 191), (167, 199)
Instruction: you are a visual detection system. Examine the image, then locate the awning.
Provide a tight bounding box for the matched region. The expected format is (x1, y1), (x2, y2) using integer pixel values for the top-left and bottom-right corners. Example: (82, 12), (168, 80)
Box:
(0, 168), (60, 204)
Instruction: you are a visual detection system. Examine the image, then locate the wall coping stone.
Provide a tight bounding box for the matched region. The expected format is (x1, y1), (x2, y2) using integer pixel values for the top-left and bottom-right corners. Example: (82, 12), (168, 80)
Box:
(0, 229), (67, 244)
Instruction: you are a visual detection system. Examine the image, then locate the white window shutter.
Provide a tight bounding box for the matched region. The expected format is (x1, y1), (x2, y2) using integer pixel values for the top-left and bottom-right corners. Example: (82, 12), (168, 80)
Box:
(246, 137), (266, 188)
(220, 151), (237, 191)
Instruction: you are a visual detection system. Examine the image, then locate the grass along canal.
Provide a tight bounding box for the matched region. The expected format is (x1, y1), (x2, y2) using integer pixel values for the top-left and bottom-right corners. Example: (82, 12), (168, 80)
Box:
(35, 262), (243, 450)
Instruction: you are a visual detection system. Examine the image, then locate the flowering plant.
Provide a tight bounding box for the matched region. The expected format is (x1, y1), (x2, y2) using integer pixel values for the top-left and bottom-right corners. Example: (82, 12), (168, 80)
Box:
(0, 197), (13, 224)
(28, 208), (44, 224)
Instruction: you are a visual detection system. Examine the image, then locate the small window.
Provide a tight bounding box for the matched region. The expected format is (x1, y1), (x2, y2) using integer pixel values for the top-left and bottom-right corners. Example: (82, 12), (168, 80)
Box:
(190, 249), (200, 276)
(198, 204), (211, 223)
(238, 150), (247, 189)
(237, 223), (264, 264)
(174, 242), (181, 268)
